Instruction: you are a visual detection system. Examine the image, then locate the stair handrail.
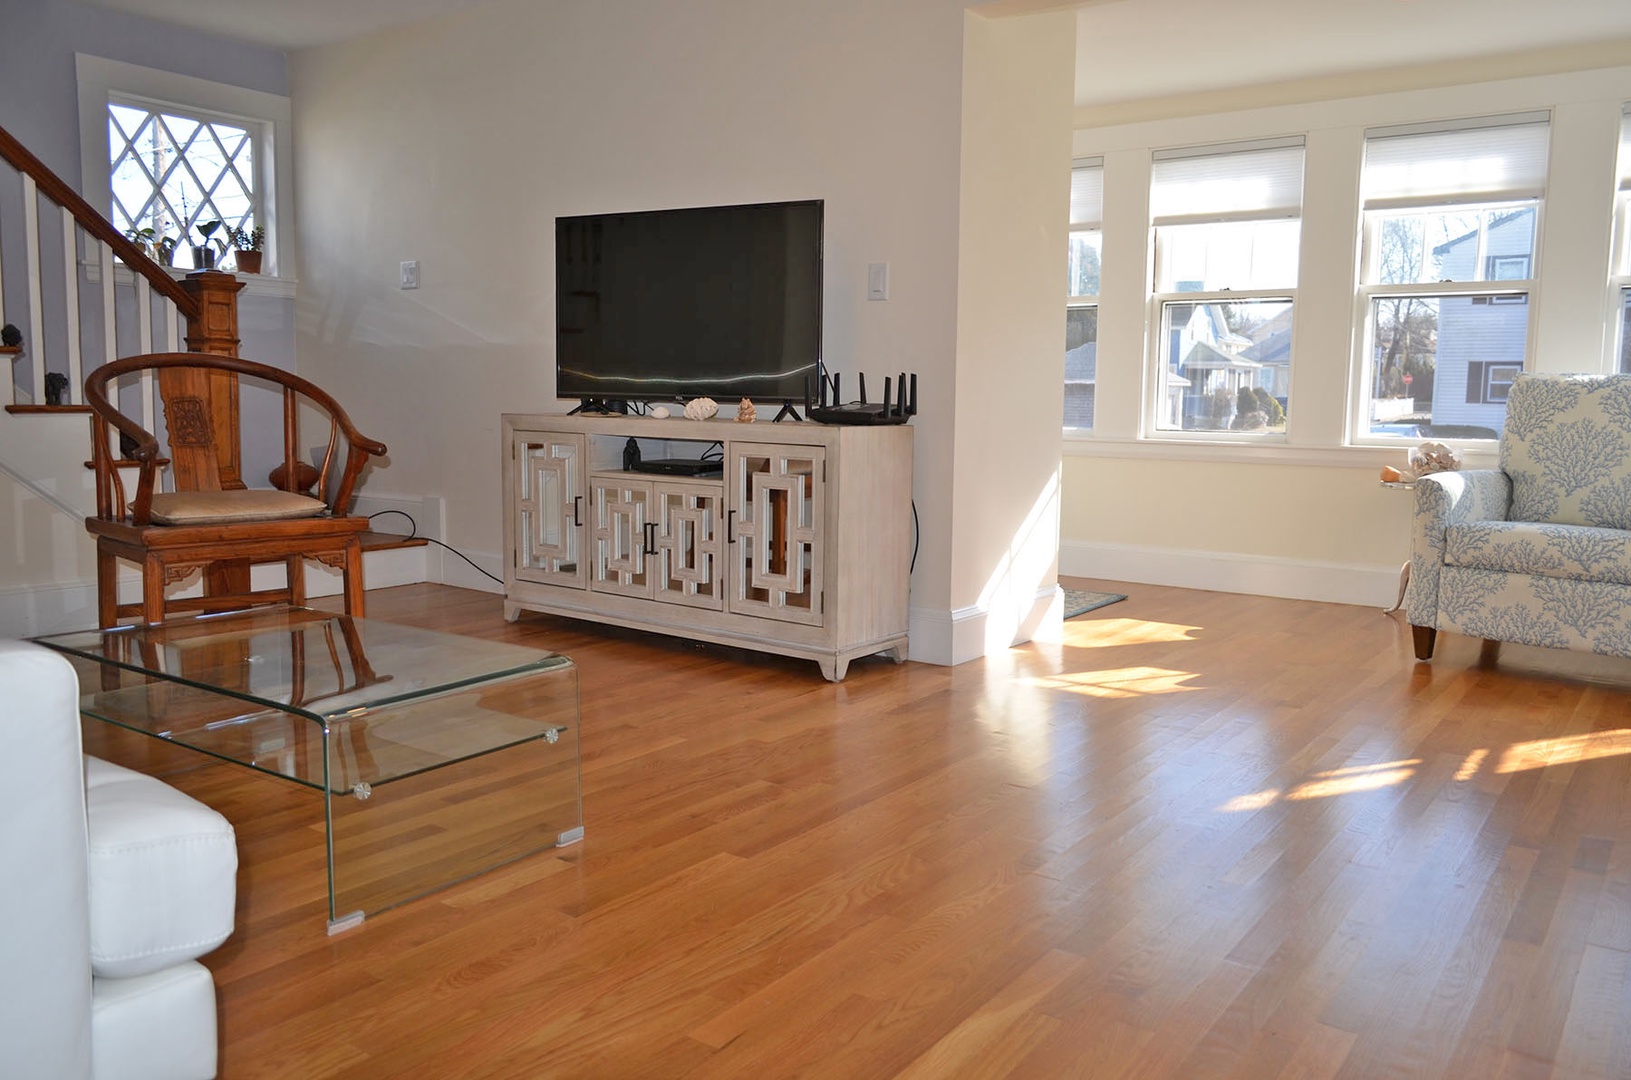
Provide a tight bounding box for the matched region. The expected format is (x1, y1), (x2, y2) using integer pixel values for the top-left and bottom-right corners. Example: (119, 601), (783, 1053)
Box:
(0, 122), (199, 320)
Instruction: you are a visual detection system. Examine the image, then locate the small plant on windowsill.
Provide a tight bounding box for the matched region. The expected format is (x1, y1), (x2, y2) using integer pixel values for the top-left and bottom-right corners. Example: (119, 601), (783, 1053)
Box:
(191, 219), (227, 270)
(124, 227), (178, 267)
(228, 225), (265, 274)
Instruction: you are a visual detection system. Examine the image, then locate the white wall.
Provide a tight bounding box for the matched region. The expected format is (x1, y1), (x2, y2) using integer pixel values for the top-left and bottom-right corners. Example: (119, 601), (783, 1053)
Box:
(945, 10), (1075, 661)
(288, 0), (1075, 663)
(1063, 63), (1631, 605)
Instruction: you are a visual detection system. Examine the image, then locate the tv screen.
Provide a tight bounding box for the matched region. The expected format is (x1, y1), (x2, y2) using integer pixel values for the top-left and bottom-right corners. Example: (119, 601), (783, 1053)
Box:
(555, 200), (822, 405)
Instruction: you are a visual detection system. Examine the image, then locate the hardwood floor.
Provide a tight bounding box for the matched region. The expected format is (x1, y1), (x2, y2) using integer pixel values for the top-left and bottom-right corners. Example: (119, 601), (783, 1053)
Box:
(82, 580), (1631, 1078)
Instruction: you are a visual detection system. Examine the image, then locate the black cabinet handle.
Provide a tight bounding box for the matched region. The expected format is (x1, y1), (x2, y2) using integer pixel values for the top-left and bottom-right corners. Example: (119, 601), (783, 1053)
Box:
(643, 521), (657, 556)
(726, 509), (735, 543)
(572, 495), (583, 527)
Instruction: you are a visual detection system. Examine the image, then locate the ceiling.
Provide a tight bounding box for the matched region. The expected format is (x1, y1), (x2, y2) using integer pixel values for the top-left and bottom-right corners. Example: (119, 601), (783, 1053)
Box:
(71, 0), (1631, 108)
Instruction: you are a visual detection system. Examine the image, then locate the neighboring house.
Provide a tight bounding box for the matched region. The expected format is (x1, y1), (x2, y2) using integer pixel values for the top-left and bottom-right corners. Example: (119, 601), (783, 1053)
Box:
(1426, 211), (1535, 435)
(1240, 306), (1293, 403)
(1064, 340), (1095, 428)
(1168, 303), (1262, 428)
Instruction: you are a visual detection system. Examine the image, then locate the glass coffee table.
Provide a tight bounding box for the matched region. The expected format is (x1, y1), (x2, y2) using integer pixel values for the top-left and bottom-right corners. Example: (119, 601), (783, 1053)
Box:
(35, 605), (582, 933)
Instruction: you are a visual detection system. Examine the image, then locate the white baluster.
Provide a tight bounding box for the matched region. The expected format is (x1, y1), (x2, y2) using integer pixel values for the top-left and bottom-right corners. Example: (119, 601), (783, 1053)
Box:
(23, 175), (44, 406)
(61, 207), (80, 405)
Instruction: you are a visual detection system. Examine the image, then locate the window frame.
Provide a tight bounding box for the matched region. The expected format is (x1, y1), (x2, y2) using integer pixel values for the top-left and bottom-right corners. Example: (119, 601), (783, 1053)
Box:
(76, 54), (295, 288)
(1350, 114), (1550, 446)
(1143, 138), (1305, 442)
(1611, 106), (1631, 373)
(1065, 157), (1103, 433)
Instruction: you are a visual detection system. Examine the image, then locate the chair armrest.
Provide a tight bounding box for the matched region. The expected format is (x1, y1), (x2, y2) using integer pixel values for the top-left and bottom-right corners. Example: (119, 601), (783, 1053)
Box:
(1404, 469), (1511, 626)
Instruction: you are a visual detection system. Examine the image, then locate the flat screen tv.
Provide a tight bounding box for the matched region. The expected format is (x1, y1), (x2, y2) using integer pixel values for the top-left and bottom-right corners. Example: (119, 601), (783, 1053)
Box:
(555, 199), (822, 406)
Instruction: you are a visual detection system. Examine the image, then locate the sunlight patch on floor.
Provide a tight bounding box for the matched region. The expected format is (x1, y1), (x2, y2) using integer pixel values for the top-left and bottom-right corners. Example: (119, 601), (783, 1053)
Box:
(1025, 665), (1199, 699)
(1218, 759), (1422, 811)
(1498, 730), (1631, 773)
(1059, 617), (1200, 646)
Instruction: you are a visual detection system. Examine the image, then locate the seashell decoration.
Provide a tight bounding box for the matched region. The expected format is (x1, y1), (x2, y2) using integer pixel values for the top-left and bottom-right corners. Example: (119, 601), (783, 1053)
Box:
(649, 405), (670, 419)
(683, 397), (718, 421)
(1408, 441), (1461, 475)
(736, 398), (757, 423)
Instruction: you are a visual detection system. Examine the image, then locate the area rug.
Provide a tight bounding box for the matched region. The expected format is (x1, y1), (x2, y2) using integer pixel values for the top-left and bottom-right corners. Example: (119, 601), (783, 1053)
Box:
(1063, 588), (1127, 619)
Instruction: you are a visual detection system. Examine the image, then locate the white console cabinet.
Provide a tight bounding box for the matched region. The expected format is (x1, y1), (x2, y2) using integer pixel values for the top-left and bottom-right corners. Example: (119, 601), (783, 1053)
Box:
(502, 413), (912, 680)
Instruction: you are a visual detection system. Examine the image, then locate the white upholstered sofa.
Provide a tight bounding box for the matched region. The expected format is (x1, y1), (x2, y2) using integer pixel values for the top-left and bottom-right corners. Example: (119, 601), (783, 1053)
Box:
(0, 640), (238, 1080)
(1406, 372), (1631, 661)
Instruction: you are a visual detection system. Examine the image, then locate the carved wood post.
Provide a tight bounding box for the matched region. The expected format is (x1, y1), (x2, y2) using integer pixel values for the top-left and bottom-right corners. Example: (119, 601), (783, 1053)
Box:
(179, 271), (246, 488)
(179, 271), (253, 604)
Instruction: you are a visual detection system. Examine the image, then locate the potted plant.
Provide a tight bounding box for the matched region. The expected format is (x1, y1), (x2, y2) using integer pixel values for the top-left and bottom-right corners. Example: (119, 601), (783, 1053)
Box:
(124, 228), (177, 266)
(229, 225), (265, 274)
(191, 219), (226, 270)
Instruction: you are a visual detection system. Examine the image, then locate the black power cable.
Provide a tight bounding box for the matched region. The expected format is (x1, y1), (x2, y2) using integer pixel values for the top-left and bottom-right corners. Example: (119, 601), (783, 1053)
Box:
(367, 510), (502, 585)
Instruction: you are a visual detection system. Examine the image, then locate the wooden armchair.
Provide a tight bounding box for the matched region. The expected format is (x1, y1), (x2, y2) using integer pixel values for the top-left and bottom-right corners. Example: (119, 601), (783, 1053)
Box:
(83, 352), (387, 628)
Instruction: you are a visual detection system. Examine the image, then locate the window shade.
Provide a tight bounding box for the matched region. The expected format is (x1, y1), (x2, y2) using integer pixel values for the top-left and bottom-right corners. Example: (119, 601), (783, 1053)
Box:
(1071, 158), (1104, 227)
(1362, 113), (1550, 208)
(1149, 137), (1304, 225)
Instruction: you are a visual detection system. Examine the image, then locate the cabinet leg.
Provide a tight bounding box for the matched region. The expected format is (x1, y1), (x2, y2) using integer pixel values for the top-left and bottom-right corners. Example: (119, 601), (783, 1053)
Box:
(819, 656), (849, 682)
(886, 645), (907, 664)
(503, 601), (522, 623)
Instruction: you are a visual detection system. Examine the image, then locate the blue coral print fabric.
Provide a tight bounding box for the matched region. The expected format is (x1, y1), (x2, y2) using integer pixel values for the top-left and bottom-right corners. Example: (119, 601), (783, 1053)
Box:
(1407, 372), (1631, 656)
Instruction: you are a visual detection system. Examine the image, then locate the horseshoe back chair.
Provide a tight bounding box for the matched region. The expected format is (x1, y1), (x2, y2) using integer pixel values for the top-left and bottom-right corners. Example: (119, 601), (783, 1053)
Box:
(83, 352), (387, 629)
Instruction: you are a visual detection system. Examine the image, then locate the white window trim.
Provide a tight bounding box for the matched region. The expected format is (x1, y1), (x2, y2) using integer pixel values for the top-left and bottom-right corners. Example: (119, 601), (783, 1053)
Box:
(75, 54), (295, 293)
(1350, 199), (1543, 445)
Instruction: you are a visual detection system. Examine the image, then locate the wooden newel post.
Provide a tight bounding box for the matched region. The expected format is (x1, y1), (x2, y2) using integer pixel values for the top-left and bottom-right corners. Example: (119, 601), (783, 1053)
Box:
(178, 270), (252, 603)
(178, 271), (246, 489)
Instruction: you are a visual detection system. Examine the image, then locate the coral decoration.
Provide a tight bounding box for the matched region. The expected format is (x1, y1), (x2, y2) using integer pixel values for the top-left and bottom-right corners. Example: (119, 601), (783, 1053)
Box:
(683, 397), (718, 420)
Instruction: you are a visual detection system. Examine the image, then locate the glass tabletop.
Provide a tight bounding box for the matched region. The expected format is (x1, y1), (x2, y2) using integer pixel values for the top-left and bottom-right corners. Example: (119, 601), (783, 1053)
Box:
(36, 605), (577, 793)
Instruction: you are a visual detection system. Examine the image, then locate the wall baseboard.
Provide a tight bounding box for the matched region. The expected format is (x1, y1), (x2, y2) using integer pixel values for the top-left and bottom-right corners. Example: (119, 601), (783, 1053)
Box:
(909, 583), (1060, 666)
(1059, 539), (1400, 608)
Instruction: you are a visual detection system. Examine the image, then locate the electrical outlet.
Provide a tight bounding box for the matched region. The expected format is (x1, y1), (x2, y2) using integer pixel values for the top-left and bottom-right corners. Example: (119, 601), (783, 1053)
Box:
(399, 260), (419, 290)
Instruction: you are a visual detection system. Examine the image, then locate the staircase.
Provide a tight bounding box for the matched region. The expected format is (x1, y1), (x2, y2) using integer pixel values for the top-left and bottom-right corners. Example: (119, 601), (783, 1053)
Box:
(0, 122), (424, 637)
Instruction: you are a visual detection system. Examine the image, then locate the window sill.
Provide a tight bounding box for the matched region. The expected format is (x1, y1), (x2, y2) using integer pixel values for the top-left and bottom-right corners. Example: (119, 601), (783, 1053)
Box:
(84, 260), (296, 300)
(1061, 431), (1498, 470)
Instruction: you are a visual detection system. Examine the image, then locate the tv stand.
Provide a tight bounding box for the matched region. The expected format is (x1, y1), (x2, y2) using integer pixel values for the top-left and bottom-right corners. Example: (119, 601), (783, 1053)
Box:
(502, 412), (912, 680)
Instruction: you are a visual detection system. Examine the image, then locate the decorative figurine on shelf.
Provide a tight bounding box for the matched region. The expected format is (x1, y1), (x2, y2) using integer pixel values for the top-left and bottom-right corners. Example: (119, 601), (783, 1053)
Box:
(1409, 441), (1462, 475)
(650, 405), (671, 419)
(683, 397), (718, 421)
(736, 397), (756, 423)
(44, 372), (68, 406)
(1, 323), (21, 347)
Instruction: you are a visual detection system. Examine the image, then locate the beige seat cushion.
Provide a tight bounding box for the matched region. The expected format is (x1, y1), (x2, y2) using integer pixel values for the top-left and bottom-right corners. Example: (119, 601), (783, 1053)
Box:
(148, 489), (327, 526)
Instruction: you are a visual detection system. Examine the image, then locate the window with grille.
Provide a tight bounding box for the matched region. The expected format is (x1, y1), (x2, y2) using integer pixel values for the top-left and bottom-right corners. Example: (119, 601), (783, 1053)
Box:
(1147, 137), (1303, 436)
(1066, 158), (1102, 432)
(107, 96), (265, 273)
(1356, 112), (1550, 441)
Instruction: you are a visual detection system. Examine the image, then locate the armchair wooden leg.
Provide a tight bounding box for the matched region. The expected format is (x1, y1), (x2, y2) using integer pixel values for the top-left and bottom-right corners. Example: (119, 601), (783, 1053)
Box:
(96, 546), (119, 629)
(1411, 624), (1437, 661)
(287, 555), (307, 608)
(142, 555), (168, 626)
(341, 539), (365, 618)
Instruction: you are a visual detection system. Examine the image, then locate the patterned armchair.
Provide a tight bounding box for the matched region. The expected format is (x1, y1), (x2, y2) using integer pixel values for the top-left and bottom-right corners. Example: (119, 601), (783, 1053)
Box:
(1406, 372), (1631, 661)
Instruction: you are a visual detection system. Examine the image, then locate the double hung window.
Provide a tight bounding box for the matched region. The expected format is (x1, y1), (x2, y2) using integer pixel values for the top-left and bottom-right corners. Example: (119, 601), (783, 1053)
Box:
(1615, 105), (1631, 373)
(1356, 113), (1550, 439)
(1065, 159), (1103, 431)
(1148, 138), (1303, 435)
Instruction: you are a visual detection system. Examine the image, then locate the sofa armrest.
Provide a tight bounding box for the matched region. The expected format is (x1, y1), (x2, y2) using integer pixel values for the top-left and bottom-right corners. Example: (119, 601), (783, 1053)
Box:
(1404, 469), (1512, 627)
(0, 641), (93, 1080)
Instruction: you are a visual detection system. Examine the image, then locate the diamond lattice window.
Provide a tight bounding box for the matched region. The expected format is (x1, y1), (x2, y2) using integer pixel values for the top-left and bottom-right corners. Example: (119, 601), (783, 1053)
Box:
(107, 100), (257, 254)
